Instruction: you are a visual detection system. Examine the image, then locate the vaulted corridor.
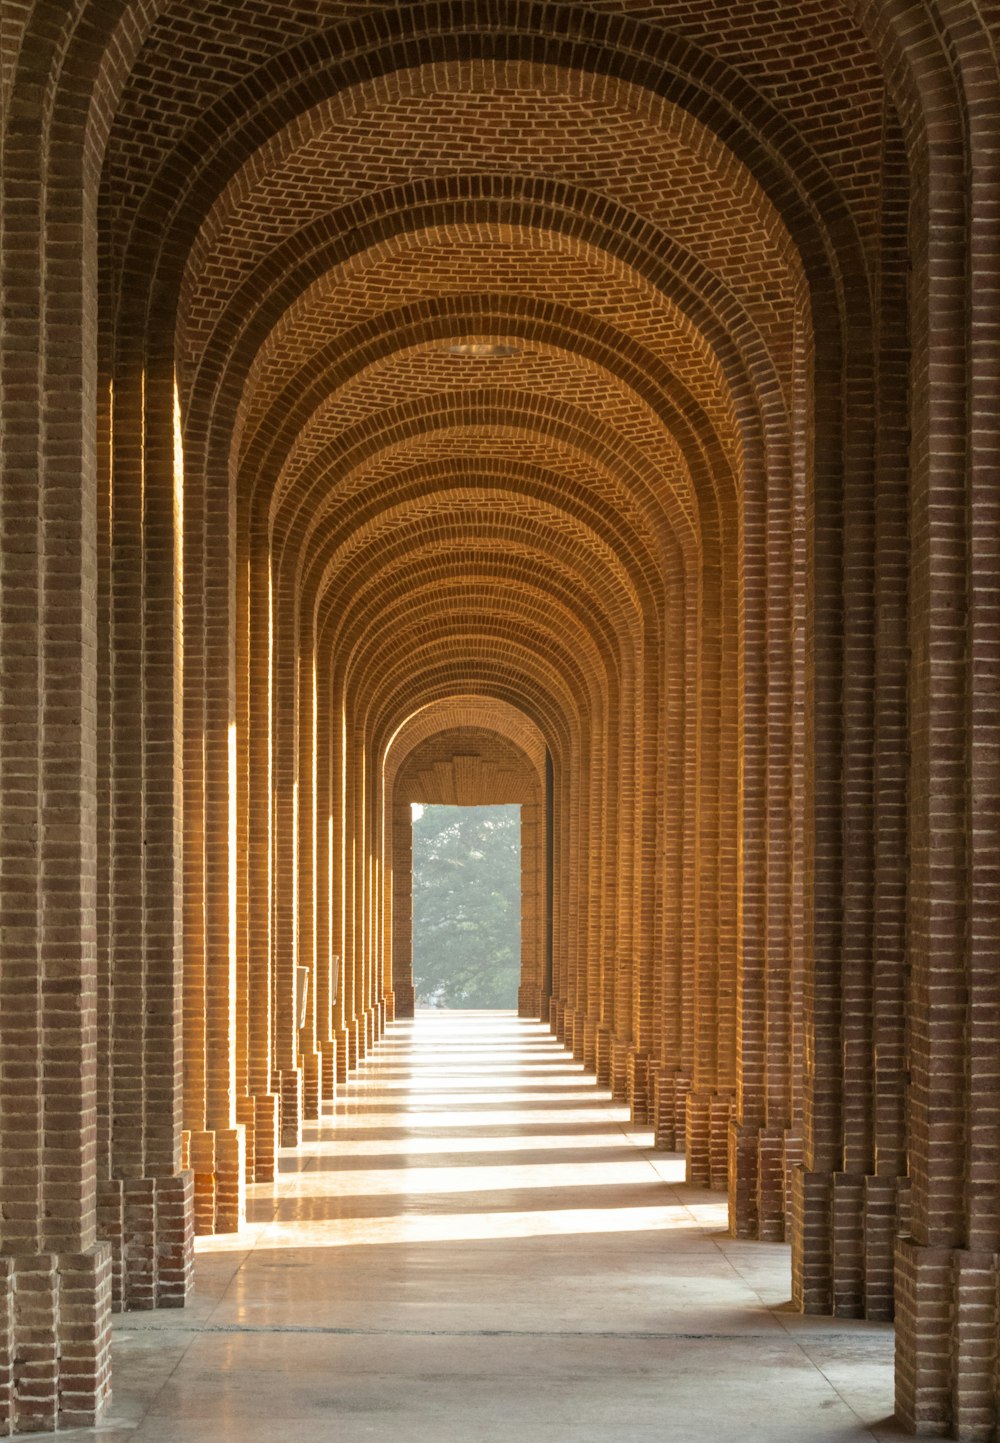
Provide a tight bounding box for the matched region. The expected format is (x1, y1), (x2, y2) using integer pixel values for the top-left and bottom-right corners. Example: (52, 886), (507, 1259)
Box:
(6, 4), (1000, 1436)
(87, 1013), (900, 1443)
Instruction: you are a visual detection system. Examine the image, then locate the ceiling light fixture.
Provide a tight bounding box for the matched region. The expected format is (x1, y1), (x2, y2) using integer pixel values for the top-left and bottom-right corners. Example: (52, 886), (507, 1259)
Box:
(447, 342), (521, 358)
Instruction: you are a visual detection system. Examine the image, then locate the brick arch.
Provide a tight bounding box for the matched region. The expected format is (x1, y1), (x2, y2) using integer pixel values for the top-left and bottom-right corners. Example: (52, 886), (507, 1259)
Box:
(313, 506), (651, 663)
(189, 184), (788, 475)
(296, 458), (668, 621)
(271, 383), (703, 573)
(236, 283), (741, 517)
(388, 720), (547, 1018)
(176, 61), (804, 371)
(255, 322), (736, 549)
(109, 8), (871, 327)
(384, 699), (548, 792)
(371, 670), (581, 788)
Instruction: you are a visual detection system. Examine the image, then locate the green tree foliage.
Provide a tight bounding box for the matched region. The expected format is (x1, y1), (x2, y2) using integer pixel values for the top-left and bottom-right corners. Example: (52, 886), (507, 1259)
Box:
(411, 804), (521, 1009)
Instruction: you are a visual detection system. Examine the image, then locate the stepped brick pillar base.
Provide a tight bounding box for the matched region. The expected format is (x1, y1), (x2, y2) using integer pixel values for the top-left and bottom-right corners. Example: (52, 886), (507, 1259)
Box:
(570, 1010), (587, 1062)
(792, 1167), (908, 1319)
(239, 1094), (278, 1183)
(728, 1123), (803, 1240)
(334, 1028), (350, 1082)
(685, 1091), (732, 1189)
(395, 983), (416, 1019)
(236, 1098), (256, 1182)
(895, 1239), (1000, 1439)
(610, 1035), (630, 1104)
(728, 1122), (759, 1237)
(0, 1247), (112, 1434)
(278, 1069), (303, 1149)
(183, 1128), (246, 1235)
(595, 1025), (613, 1089)
(627, 1049), (652, 1125)
(582, 1016), (598, 1071)
(652, 1069), (691, 1152)
(549, 998), (565, 1041)
(516, 984), (541, 1018)
(320, 1041), (338, 1107)
(255, 1095), (279, 1182)
(97, 1174), (194, 1312)
(348, 1019), (362, 1068)
(300, 1050), (323, 1121)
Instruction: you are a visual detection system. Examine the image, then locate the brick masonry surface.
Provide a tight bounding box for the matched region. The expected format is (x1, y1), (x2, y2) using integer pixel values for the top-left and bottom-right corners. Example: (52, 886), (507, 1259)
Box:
(1, 0), (999, 1436)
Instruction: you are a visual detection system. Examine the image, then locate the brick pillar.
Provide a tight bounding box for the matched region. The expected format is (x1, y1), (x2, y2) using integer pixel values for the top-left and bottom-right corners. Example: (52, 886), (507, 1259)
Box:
(0, 95), (116, 1428)
(627, 1048), (651, 1126)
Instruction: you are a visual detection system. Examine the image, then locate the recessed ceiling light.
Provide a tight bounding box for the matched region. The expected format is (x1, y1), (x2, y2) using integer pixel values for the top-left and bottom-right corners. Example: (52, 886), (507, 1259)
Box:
(446, 342), (521, 358)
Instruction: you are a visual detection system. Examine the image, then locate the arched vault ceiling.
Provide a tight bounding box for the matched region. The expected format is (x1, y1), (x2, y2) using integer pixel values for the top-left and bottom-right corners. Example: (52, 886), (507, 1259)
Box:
(274, 426), (698, 586)
(104, 2), (889, 282)
(177, 70), (802, 361)
(384, 698), (548, 784)
(265, 346), (704, 543)
(226, 231), (743, 479)
(313, 507), (650, 647)
(283, 447), (677, 598)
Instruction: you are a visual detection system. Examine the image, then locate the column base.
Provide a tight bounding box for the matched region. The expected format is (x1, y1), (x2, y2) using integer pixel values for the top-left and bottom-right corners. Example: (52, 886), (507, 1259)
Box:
(570, 1009), (587, 1062)
(895, 1237), (1000, 1439)
(627, 1048), (652, 1125)
(183, 1127), (246, 1235)
(0, 1246), (112, 1433)
(610, 1035), (630, 1103)
(516, 983), (542, 1018)
(727, 1122), (801, 1240)
(97, 1172), (194, 1312)
(320, 1040), (338, 1107)
(595, 1024), (613, 1089)
(246, 1093), (279, 1182)
(652, 1069), (690, 1152)
(333, 1027), (350, 1082)
(394, 983), (415, 1019)
(582, 1016), (598, 1071)
(278, 1068), (303, 1148)
(348, 1018), (363, 1068)
(300, 1049), (323, 1122)
(791, 1167), (906, 1320)
(685, 1091), (732, 1189)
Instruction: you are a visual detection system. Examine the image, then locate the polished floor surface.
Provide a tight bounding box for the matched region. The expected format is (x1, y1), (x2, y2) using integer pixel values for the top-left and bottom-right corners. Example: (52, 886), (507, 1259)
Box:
(68, 1011), (927, 1442)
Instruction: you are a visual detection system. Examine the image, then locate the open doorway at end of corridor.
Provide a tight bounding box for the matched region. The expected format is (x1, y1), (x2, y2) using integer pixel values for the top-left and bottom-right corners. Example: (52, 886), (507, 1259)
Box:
(411, 803), (521, 1009)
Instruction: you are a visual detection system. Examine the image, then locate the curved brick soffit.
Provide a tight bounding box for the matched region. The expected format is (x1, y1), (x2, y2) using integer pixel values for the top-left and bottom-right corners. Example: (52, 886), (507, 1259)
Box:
(89, 15), (877, 585)
(8, 1), (976, 280)
(385, 700), (548, 788)
(190, 212), (761, 744)
(154, 57), (773, 779)
(73, 14), (900, 779)
(238, 253), (741, 496)
(7, 0), (987, 923)
(190, 173), (787, 513)
(174, 65), (804, 367)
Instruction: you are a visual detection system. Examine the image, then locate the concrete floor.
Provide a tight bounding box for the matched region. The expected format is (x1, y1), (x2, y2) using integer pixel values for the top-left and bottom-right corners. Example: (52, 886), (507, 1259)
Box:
(65, 1012), (935, 1442)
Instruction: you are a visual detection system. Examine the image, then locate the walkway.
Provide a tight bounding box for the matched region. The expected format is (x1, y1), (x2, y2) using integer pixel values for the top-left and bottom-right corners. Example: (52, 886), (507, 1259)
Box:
(72, 1012), (908, 1442)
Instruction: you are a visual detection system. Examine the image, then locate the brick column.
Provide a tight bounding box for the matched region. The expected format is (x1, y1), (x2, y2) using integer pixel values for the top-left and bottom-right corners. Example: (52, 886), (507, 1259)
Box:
(0, 90), (113, 1427)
